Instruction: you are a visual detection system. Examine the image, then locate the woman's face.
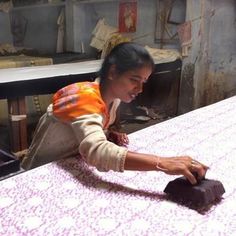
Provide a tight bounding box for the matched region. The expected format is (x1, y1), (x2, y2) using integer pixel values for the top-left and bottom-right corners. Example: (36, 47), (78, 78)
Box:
(109, 66), (153, 103)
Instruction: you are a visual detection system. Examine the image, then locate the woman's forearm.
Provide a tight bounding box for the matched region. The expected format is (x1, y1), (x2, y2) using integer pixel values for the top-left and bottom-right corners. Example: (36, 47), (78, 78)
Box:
(124, 151), (159, 171)
(124, 152), (209, 185)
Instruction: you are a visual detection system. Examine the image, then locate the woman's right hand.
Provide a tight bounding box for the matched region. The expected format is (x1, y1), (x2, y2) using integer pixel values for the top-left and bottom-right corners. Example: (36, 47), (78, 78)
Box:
(157, 156), (209, 185)
(107, 130), (129, 146)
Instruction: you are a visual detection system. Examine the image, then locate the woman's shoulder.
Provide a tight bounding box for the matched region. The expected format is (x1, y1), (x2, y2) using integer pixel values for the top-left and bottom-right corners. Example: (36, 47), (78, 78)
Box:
(54, 81), (99, 98)
(52, 81), (107, 122)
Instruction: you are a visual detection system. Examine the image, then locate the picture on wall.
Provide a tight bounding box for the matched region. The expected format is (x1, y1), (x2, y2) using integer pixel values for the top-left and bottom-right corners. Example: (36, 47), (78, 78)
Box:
(119, 1), (137, 33)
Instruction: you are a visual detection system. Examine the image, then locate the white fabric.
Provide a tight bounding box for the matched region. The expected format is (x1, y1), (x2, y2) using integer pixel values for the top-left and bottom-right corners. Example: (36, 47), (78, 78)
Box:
(90, 18), (118, 51)
(0, 1), (12, 13)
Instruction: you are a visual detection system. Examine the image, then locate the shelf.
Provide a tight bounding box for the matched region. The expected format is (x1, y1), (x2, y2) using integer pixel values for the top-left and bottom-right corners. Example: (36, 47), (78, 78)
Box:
(12, 2), (65, 11)
(73, 0), (120, 3)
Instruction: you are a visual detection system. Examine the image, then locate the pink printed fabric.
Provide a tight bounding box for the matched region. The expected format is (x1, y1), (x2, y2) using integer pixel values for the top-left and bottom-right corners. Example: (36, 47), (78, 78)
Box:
(0, 96), (236, 236)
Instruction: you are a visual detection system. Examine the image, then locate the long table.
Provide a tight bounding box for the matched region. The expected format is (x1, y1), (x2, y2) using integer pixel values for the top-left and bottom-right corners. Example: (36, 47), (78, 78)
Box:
(0, 57), (181, 152)
(0, 60), (103, 152)
(0, 95), (235, 235)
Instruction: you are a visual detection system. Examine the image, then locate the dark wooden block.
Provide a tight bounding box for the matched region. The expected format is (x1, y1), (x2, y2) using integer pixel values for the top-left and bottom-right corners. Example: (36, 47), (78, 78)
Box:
(164, 177), (225, 207)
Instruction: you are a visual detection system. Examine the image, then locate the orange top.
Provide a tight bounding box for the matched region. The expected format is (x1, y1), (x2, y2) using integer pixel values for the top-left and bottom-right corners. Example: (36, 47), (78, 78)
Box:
(53, 82), (110, 128)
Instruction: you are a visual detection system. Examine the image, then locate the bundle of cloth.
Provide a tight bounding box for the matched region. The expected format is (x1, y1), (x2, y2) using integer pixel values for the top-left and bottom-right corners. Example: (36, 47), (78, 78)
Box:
(90, 18), (130, 58)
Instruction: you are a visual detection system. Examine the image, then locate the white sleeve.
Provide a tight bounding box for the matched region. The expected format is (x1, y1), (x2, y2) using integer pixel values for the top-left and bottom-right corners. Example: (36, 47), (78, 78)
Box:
(107, 98), (120, 126)
(71, 113), (128, 172)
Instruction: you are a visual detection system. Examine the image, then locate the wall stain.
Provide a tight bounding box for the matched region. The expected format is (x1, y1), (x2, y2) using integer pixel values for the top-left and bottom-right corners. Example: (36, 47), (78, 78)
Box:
(178, 63), (195, 114)
(203, 71), (230, 106)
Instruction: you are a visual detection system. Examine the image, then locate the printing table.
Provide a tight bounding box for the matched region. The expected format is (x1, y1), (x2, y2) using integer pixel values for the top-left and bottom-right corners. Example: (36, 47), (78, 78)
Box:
(0, 60), (101, 152)
(0, 95), (235, 235)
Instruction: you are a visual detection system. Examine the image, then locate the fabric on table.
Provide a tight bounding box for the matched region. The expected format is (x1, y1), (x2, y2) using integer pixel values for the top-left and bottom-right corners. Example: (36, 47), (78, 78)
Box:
(1, 96), (236, 235)
(0, 55), (53, 69)
(0, 54), (53, 124)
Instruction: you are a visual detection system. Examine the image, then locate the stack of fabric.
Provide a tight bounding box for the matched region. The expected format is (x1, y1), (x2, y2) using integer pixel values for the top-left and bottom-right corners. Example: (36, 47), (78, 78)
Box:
(90, 18), (130, 58)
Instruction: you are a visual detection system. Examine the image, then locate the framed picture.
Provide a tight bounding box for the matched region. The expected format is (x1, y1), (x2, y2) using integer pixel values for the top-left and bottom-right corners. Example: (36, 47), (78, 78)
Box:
(119, 1), (137, 33)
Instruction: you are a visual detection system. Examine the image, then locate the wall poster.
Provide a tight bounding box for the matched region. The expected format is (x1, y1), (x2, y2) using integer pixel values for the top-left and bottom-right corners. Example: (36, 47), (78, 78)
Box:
(119, 1), (137, 33)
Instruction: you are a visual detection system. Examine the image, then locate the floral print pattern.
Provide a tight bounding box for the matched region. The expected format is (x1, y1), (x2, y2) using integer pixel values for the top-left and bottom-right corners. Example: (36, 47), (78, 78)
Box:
(0, 96), (236, 235)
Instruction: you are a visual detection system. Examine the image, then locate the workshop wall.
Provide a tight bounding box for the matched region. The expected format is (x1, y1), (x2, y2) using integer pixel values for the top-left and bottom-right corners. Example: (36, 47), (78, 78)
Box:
(178, 0), (236, 114)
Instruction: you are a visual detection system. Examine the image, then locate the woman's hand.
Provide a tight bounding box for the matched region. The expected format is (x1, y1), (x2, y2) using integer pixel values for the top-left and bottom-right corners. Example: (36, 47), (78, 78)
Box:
(108, 130), (129, 146)
(157, 156), (209, 185)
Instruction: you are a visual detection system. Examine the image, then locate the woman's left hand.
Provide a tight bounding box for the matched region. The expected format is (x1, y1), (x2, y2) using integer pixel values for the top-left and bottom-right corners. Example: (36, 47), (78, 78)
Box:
(108, 130), (129, 146)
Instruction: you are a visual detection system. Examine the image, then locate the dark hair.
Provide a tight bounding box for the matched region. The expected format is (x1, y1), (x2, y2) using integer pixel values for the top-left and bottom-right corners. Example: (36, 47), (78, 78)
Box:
(99, 42), (154, 82)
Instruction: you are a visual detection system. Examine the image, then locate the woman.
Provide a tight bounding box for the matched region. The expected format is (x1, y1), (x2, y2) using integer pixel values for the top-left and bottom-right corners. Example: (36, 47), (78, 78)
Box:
(22, 42), (208, 184)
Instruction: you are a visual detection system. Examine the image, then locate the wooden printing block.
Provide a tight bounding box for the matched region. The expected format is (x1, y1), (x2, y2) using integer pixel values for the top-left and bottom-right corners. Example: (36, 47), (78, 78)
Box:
(164, 177), (225, 208)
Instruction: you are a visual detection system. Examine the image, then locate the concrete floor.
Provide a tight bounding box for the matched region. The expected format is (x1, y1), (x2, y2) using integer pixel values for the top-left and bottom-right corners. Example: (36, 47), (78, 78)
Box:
(119, 115), (170, 134)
